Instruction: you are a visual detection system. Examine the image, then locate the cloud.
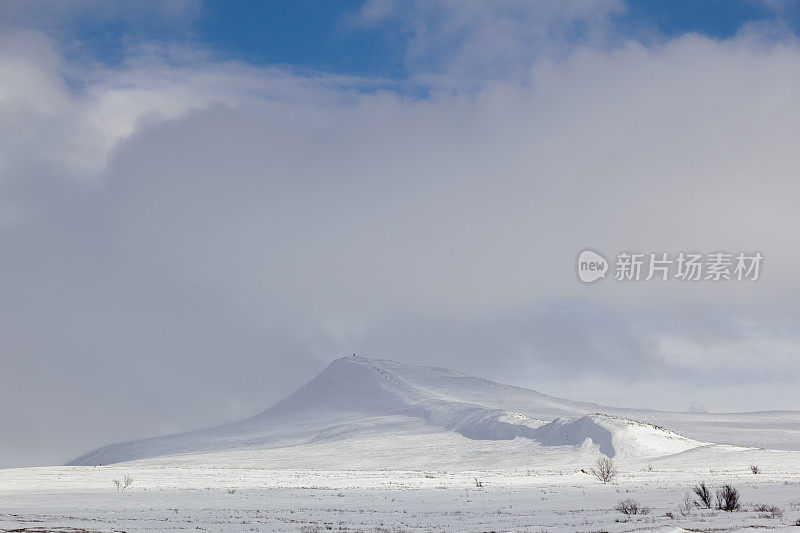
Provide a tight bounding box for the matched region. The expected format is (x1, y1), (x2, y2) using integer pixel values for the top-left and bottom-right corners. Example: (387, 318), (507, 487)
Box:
(2, 8), (800, 467)
(351, 0), (627, 85)
(0, 31), (375, 226)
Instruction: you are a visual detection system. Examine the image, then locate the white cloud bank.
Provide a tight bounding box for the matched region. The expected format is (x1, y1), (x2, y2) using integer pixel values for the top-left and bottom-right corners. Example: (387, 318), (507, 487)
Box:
(2, 7), (800, 466)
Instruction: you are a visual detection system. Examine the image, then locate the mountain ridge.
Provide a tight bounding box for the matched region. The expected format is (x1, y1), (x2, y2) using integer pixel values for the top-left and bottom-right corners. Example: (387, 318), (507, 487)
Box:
(68, 355), (800, 467)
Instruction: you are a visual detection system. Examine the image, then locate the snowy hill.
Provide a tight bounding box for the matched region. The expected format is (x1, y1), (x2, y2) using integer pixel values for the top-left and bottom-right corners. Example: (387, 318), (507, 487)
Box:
(69, 356), (800, 467)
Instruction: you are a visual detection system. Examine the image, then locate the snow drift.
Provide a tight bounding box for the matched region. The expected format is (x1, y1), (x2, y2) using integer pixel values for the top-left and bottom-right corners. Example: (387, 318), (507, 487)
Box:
(532, 414), (699, 458)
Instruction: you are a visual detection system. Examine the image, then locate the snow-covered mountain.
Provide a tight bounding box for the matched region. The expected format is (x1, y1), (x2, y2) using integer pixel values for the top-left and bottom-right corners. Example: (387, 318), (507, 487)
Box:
(69, 356), (800, 468)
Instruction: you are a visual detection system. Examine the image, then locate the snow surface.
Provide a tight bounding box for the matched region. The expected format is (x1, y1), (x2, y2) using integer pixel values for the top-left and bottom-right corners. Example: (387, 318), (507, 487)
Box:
(2, 465), (800, 532)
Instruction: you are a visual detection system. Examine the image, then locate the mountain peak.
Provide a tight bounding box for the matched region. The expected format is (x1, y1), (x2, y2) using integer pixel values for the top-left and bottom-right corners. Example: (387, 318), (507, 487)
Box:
(264, 355), (417, 416)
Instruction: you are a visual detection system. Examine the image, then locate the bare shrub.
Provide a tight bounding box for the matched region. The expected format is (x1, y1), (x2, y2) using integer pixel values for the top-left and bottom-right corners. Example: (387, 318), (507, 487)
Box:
(226, 488), (236, 494)
(716, 484), (740, 512)
(693, 481), (712, 509)
(113, 475), (133, 493)
(474, 478), (483, 488)
(679, 493), (693, 517)
(614, 498), (650, 515)
(750, 464), (760, 474)
(753, 503), (782, 519)
(590, 456), (617, 483)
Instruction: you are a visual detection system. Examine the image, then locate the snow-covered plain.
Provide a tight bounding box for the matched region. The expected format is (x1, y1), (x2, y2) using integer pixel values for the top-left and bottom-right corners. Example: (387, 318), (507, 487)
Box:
(3, 356), (800, 532)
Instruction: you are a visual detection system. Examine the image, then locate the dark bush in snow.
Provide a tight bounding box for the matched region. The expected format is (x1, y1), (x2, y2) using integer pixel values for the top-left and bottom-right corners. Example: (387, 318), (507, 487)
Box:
(590, 456), (617, 483)
(614, 498), (650, 515)
(753, 503), (782, 519)
(715, 484), (740, 512)
(693, 481), (712, 509)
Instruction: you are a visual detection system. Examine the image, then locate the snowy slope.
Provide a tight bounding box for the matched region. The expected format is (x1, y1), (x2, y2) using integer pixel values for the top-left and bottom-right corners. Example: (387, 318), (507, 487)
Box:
(69, 356), (800, 467)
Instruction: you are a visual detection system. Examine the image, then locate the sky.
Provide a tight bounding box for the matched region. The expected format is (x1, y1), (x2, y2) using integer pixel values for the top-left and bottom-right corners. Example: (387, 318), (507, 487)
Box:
(2, 0), (800, 468)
